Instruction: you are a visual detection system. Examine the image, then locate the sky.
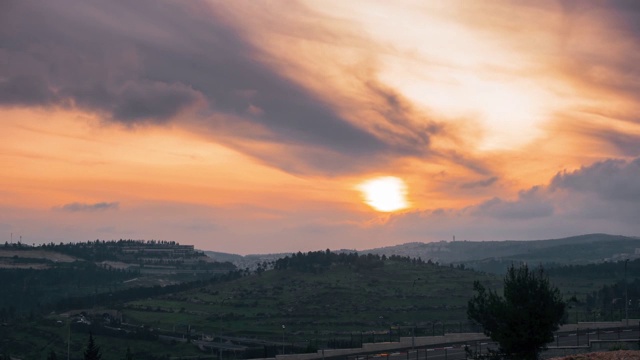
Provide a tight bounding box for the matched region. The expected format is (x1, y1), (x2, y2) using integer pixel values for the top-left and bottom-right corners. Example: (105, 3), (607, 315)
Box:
(2, 0), (640, 254)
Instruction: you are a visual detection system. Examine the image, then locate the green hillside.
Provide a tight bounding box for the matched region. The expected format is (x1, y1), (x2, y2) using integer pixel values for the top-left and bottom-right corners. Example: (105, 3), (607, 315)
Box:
(3, 246), (640, 360)
(121, 254), (498, 337)
(0, 241), (236, 314)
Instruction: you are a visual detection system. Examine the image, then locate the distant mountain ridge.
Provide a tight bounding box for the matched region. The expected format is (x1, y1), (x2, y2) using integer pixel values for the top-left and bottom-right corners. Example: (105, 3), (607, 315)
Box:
(358, 233), (640, 273)
(204, 233), (640, 273)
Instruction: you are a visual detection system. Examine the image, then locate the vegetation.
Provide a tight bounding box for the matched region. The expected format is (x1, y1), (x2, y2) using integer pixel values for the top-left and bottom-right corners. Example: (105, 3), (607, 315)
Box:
(83, 333), (102, 360)
(583, 278), (640, 320)
(1, 238), (638, 360)
(273, 249), (425, 272)
(0, 240), (236, 317)
(543, 260), (640, 322)
(0, 250), (499, 359)
(467, 264), (566, 360)
(0, 262), (137, 313)
(122, 251), (489, 334)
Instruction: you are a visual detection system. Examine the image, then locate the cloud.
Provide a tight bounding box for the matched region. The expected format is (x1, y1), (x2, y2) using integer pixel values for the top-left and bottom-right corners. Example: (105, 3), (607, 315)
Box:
(0, 75), (59, 107)
(459, 157), (640, 223)
(469, 186), (554, 220)
(550, 157), (640, 202)
(585, 128), (640, 157)
(460, 176), (498, 189)
(54, 202), (120, 212)
(382, 157), (640, 243)
(109, 81), (204, 124)
(0, 0), (453, 175)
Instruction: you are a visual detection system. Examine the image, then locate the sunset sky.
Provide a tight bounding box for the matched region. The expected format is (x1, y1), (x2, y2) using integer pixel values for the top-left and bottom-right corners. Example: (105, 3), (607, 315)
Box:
(2, 1), (640, 254)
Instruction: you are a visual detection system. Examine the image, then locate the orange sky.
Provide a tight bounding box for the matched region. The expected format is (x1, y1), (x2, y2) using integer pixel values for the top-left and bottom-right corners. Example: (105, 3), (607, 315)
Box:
(2, 1), (640, 254)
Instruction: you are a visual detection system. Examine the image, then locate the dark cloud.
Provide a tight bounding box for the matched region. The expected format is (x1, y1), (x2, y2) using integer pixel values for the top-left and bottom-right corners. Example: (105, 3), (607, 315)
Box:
(460, 176), (498, 189)
(550, 157), (640, 202)
(110, 81), (202, 123)
(0, 1), (204, 124)
(0, 0), (447, 174)
(608, 0), (640, 37)
(589, 129), (640, 157)
(425, 157), (640, 226)
(0, 75), (58, 106)
(54, 202), (120, 212)
(470, 186), (554, 219)
(444, 151), (494, 176)
(361, 79), (437, 154)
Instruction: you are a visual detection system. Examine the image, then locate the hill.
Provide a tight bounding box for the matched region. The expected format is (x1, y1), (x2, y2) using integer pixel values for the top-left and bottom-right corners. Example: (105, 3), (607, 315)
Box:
(202, 234), (640, 273)
(359, 234), (640, 273)
(0, 240), (236, 314)
(122, 253), (497, 336)
(2, 249), (640, 359)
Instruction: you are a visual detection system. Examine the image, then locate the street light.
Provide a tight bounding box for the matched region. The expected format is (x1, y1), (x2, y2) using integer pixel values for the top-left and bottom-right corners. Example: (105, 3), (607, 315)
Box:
(67, 319), (71, 360)
(219, 297), (231, 360)
(282, 325), (286, 355)
(624, 259), (629, 327)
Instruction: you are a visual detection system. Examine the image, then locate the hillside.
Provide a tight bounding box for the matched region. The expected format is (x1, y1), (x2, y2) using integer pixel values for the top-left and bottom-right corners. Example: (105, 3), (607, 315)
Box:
(3, 250), (640, 359)
(360, 234), (640, 273)
(0, 241), (236, 314)
(119, 253), (498, 341)
(2, 252), (502, 359)
(202, 234), (640, 273)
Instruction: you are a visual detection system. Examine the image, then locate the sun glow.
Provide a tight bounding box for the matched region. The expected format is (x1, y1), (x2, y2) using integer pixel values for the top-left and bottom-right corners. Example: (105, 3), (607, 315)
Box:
(358, 176), (409, 212)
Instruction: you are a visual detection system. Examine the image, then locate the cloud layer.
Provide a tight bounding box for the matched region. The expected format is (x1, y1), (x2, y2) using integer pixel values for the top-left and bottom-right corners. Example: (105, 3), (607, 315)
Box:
(2, 1), (640, 253)
(1, 0), (453, 175)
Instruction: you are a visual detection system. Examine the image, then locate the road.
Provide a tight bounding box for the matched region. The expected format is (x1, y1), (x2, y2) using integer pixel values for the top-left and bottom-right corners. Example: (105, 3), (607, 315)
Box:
(349, 327), (639, 360)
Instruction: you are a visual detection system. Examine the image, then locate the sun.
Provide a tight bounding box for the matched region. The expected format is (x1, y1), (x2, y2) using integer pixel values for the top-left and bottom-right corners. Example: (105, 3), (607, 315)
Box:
(357, 176), (409, 212)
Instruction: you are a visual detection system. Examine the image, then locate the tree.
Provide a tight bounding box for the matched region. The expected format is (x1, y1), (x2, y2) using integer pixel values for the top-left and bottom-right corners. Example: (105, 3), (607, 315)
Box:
(47, 350), (58, 360)
(467, 264), (566, 360)
(83, 333), (102, 360)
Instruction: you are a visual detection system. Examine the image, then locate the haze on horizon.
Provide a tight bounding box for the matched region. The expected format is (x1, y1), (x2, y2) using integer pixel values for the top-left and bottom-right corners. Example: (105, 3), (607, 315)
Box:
(2, 1), (640, 255)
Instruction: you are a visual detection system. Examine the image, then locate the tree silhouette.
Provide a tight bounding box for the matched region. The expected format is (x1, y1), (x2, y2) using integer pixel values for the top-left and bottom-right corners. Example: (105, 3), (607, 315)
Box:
(467, 264), (566, 360)
(83, 333), (102, 360)
(47, 350), (58, 360)
(124, 346), (133, 360)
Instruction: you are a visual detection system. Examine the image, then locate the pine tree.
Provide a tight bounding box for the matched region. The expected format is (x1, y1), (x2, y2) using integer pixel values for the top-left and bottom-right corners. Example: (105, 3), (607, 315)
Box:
(124, 346), (133, 360)
(467, 264), (566, 360)
(83, 333), (102, 360)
